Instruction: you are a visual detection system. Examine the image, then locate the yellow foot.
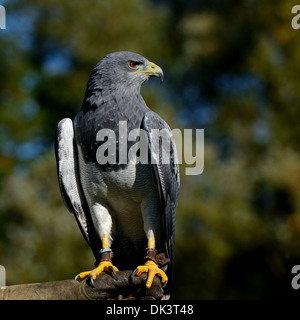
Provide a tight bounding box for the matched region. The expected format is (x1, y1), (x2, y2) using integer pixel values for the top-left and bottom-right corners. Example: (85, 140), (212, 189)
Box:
(75, 261), (119, 286)
(132, 260), (168, 289)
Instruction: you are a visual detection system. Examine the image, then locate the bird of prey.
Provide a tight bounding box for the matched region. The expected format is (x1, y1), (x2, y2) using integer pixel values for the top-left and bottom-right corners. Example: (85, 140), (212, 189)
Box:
(55, 51), (180, 297)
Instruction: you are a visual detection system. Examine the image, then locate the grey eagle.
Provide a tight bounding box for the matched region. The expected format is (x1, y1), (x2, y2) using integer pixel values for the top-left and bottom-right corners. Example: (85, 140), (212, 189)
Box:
(55, 51), (180, 297)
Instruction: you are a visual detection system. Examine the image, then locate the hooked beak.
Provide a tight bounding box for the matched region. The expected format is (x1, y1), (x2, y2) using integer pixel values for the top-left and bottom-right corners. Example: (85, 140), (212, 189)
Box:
(132, 61), (164, 84)
(147, 61), (164, 84)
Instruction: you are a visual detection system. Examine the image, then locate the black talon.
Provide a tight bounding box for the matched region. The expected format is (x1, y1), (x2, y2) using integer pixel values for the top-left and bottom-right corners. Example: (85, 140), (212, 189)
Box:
(89, 274), (95, 287)
(74, 273), (80, 281)
(109, 266), (118, 280)
(131, 268), (139, 279)
(162, 280), (168, 289)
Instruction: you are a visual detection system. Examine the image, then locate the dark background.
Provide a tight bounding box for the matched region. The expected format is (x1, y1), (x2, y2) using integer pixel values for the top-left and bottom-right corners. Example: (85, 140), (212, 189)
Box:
(1, 0), (300, 299)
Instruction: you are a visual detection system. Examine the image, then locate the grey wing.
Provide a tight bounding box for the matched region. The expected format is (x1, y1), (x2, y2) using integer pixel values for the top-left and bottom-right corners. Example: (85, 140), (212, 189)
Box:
(55, 118), (101, 259)
(142, 112), (180, 288)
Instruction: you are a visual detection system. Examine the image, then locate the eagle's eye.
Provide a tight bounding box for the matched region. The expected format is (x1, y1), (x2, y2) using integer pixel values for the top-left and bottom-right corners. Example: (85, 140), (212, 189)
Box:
(129, 61), (139, 69)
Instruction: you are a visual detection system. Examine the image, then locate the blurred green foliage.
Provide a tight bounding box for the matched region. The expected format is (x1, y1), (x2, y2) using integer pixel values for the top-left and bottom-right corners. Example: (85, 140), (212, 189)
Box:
(1, 0), (300, 299)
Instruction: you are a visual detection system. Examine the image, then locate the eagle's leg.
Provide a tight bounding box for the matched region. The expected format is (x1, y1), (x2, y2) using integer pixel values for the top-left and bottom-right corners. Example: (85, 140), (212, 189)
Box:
(76, 235), (119, 285)
(132, 237), (169, 289)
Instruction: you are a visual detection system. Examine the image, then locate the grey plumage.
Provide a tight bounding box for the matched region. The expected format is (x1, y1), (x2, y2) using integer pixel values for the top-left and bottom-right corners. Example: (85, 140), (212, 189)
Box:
(55, 51), (179, 296)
